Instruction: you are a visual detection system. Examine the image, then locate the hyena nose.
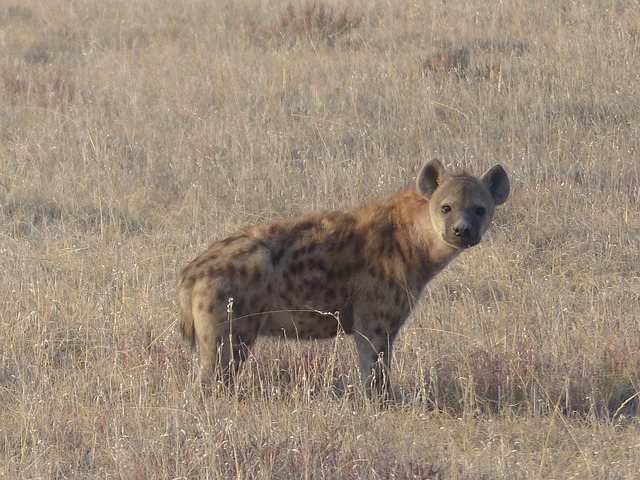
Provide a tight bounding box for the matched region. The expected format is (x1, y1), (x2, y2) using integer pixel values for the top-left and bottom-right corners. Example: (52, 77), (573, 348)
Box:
(452, 225), (472, 238)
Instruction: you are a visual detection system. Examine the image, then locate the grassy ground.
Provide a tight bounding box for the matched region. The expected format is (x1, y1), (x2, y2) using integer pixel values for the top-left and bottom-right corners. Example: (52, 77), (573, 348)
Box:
(1, 0), (639, 478)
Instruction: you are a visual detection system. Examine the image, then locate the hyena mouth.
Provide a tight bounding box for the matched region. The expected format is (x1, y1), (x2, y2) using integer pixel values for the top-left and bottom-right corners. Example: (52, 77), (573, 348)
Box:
(443, 235), (480, 249)
(458, 240), (480, 249)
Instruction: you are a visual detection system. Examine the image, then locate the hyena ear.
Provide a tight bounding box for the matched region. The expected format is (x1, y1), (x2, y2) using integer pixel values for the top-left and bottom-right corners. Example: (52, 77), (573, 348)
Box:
(480, 164), (510, 205)
(417, 158), (447, 200)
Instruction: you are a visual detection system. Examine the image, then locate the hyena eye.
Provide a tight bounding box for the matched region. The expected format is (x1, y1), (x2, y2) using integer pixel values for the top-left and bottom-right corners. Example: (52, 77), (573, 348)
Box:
(441, 205), (451, 214)
(475, 207), (486, 216)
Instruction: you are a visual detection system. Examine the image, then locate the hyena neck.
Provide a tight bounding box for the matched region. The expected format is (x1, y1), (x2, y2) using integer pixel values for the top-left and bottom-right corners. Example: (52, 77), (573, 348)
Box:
(392, 186), (462, 288)
(351, 187), (459, 295)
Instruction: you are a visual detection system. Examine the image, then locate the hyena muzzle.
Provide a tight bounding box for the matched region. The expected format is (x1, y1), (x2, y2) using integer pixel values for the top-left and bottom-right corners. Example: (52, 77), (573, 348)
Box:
(177, 159), (509, 400)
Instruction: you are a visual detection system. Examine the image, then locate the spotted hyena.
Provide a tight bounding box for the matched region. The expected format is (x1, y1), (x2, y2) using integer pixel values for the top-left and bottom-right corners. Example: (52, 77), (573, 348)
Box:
(177, 159), (509, 399)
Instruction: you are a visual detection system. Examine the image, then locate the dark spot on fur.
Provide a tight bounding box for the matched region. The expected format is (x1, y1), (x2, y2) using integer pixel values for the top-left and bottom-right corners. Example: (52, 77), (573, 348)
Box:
(197, 301), (205, 311)
(375, 223), (395, 256)
(291, 246), (307, 261)
(395, 291), (407, 310)
(375, 285), (386, 299)
(232, 298), (243, 314)
(239, 265), (248, 280)
(418, 263), (434, 282)
(247, 296), (262, 313)
(368, 268), (381, 281)
(289, 262), (300, 276)
(307, 258), (325, 272)
(266, 283), (273, 294)
(365, 290), (377, 302)
(393, 290), (402, 304)
(270, 223), (293, 238)
(297, 220), (317, 232)
(271, 247), (285, 265)
(326, 287), (336, 300)
(352, 257), (365, 271)
(255, 239), (285, 265)
(327, 266), (352, 282)
(217, 288), (227, 303)
(284, 275), (294, 292)
(222, 234), (247, 246)
(390, 315), (403, 329)
(382, 243), (394, 257)
(301, 278), (316, 297)
(395, 240), (408, 265)
(252, 269), (262, 284)
(227, 264), (236, 278)
(192, 271), (205, 282)
(374, 326), (383, 336)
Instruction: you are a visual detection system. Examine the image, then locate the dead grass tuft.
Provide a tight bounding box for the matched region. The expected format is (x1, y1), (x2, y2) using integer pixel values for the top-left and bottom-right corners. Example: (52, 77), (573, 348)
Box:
(270, 2), (361, 44)
(422, 47), (471, 76)
(1, 58), (75, 107)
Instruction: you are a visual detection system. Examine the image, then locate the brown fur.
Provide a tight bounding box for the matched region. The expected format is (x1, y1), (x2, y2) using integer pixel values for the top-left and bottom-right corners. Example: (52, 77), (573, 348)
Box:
(176, 159), (509, 399)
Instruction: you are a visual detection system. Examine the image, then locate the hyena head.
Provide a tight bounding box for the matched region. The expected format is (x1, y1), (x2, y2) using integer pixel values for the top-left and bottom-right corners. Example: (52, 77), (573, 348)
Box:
(417, 158), (510, 249)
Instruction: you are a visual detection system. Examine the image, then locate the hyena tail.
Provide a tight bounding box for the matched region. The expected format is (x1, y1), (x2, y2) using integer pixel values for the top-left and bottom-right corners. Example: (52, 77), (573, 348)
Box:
(177, 279), (196, 349)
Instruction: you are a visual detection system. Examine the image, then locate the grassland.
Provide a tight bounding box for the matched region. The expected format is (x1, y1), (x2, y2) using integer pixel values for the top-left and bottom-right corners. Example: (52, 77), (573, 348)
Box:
(0, 0), (639, 478)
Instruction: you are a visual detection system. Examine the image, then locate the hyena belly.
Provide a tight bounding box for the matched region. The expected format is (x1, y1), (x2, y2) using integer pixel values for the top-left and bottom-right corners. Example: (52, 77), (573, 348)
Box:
(258, 311), (345, 339)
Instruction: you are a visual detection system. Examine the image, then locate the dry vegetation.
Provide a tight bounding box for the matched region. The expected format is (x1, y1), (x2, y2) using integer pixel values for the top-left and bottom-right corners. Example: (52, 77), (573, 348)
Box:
(0, 0), (639, 477)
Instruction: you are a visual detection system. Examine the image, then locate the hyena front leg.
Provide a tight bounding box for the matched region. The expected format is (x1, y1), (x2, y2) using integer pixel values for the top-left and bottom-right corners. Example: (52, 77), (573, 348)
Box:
(353, 321), (397, 402)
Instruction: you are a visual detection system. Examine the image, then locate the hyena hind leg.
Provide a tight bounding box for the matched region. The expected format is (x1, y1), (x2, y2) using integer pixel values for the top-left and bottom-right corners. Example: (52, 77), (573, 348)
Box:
(196, 333), (256, 394)
(197, 334), (221, 394)
(217, 331), (254, 385)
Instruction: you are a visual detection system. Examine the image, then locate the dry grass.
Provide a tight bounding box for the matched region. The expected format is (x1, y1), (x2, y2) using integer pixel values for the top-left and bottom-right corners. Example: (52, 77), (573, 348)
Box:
(1, 0), (639, 477)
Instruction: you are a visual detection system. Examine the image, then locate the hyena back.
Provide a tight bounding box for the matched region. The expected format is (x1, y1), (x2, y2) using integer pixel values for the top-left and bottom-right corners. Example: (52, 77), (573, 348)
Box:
(177, 159), (509, 399)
